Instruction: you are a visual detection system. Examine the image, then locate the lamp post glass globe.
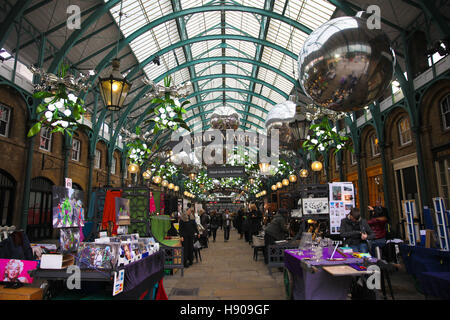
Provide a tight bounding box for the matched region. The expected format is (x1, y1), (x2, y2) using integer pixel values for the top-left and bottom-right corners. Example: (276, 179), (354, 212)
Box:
(128, 163), (139, 174)
(162, 180), (169, 187)
(143, 170), (151, 180)
(289, 174), (298, 183)
(299, 169), (309, 178)
(271, 185), (277, 191)
(276, 182), (283, 189)
(168, 183), (174, 190)
(189, 173), (196, 180)
(174, 186), (179, 192)
(311, 161), (323, 172)
(282, 179), (290, 186)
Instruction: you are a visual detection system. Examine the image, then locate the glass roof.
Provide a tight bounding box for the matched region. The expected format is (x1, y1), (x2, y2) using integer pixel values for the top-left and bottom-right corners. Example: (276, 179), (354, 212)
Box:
(106, 0), (336, 133)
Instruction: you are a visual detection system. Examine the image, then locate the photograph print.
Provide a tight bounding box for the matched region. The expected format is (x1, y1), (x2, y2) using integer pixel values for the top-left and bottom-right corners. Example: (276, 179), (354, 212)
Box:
(115, 197), (131, 226)
(52, 186), (85, 228)
(59, 228), (81, 252)
(76, 243), (119, 269)
(332, 186), (342, 201)
(0, 259), (38, 284)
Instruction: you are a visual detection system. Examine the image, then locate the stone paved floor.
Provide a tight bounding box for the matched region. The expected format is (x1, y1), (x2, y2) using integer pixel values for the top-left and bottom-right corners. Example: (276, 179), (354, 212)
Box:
(163, 228), (426, 300)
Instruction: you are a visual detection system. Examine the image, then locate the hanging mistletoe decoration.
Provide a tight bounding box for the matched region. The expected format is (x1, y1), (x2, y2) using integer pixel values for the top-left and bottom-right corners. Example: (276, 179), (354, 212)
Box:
(302, 117), (353, 155)
(126, 127), (152, 166)
(145, 76), (191, 134)
(27, 64), (90, 137)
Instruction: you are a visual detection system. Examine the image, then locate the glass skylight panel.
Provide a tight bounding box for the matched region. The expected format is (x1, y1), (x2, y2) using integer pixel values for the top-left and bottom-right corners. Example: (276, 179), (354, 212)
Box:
(226, 40), (257, 58)
(226, 11), (260, 39)
(185, 11), (221, 38)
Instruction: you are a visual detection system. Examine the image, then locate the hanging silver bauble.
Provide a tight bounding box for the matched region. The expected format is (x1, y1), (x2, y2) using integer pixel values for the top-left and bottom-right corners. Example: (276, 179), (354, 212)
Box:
(265, 100), (296, 149)
(298, 13), (395, 112)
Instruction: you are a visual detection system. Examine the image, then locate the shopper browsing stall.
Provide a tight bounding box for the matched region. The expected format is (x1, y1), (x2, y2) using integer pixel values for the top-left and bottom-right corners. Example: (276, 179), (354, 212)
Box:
(263, 209), (290, 264)
(340, 208), (374, 253)
(367, 200), (388, 257)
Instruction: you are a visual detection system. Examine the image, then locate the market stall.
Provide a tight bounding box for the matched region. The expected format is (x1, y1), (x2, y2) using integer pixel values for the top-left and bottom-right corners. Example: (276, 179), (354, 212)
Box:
(284, 247), (378, 300)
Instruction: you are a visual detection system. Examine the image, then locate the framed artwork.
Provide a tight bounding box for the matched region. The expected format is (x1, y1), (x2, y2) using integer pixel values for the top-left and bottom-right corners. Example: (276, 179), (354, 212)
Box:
(76, 243), (119, 269)
(0, 259), (38, 284)
(115, 198), (131, 226)
(52, 186), (85, 228)
(59, 228), (80, 253)
(302, 198), (329, 214)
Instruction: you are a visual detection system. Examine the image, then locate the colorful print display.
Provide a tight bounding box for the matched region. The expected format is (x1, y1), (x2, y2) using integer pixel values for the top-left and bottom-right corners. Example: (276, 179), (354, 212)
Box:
(329, 182), (355, 234)
(52, 186), (85, 228)
(76, 243), (119, 270)
(0, 259), (38, 284)
(60, 228), (81, 252)
(115, 198), (131, 225)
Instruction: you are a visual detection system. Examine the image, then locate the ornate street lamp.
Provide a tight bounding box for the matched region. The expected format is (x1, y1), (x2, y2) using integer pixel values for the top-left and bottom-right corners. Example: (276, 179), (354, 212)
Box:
(299, 169), (309, 178)
(98, 59), (132, 111)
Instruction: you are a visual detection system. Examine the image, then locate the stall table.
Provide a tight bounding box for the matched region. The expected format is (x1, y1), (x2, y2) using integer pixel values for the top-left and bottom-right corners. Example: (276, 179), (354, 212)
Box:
(399, 245), (450, 296)
(284, 248), (377, 300)
(31, 250), (165, 300)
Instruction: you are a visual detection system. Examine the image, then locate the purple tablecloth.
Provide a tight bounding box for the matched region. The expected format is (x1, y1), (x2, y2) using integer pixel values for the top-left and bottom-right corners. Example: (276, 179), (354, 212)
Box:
(417, 272), (450, 300)
(118, 250), (165, 299)
(284, 248), (374, 300)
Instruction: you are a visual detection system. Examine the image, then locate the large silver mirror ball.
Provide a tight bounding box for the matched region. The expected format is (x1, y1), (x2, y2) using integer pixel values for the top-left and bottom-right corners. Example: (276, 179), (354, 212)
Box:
(298, 16), (395, 112)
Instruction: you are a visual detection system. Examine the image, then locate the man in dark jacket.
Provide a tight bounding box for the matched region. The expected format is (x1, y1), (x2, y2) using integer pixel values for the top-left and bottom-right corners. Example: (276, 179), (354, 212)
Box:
(263, 209), (289, 264)
(340, 208), (374, 253)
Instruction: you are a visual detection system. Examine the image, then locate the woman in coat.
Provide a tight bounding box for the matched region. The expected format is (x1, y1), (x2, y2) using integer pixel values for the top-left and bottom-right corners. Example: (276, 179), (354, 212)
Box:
(179, 207), (198, 267)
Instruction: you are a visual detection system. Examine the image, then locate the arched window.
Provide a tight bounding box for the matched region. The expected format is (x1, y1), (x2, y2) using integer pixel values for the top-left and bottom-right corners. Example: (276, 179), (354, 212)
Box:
(441, 94), (450, 130)
(27, 177), (53, 240)
(370, 134), (380, 157)
(0, 169), (15, 226)
(398, 116), (412, 146)
(0, 103), (11, 137)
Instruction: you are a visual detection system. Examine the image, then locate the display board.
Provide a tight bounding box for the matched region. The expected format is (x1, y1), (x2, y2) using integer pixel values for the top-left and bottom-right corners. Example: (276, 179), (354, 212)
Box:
(329, 182), (355, 234)
(403, 200), (419, 246)
(302, 198), (329, 215)
(433, 197), (449, 251)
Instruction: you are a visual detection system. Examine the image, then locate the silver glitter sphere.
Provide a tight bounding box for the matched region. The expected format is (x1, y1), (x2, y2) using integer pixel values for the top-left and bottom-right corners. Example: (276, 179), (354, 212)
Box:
(298, 14), (395, 112)
(265, 100), (296, 149)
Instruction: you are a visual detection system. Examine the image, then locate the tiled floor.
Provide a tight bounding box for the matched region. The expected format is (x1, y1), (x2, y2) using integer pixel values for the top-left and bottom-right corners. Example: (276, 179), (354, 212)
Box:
(162, 228), (426, 300)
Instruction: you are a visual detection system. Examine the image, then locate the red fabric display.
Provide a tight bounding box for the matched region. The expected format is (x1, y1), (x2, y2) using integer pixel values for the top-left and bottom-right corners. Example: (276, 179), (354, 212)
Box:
(155, 279), (168, 300)
(101, 190), (122, 235)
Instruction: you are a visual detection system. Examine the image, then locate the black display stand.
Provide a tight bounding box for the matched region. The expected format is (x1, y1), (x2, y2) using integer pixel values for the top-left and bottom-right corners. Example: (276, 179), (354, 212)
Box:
(30, 250), (165, 300)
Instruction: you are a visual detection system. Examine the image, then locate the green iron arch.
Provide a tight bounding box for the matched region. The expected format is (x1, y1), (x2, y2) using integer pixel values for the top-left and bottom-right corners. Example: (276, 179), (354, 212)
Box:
(184, 87), (277, 106)
(72, 4), (309, 99)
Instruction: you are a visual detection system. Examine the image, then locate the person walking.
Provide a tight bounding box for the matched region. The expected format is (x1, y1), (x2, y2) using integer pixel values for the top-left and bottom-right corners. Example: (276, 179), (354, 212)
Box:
(179, 207), (198, 268)
(209, 211), (220, 242)
(223, 209), (232, 242)
(236, 208), (244, 239)
(248, 203), (262, 242)
(199, 209), (210, 248)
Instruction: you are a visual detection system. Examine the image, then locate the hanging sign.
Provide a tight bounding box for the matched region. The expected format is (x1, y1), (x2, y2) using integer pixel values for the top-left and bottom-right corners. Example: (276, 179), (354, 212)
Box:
(207, 166), (245, 178)
(65, 178), (72, 189)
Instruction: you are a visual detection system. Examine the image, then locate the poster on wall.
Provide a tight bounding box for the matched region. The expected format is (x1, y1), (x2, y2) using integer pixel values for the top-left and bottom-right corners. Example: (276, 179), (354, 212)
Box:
(52, 186), (85, 228)
(0, 259), (38, 283)
(329, 182), (355, 234)
(302, 198), (329, 215)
